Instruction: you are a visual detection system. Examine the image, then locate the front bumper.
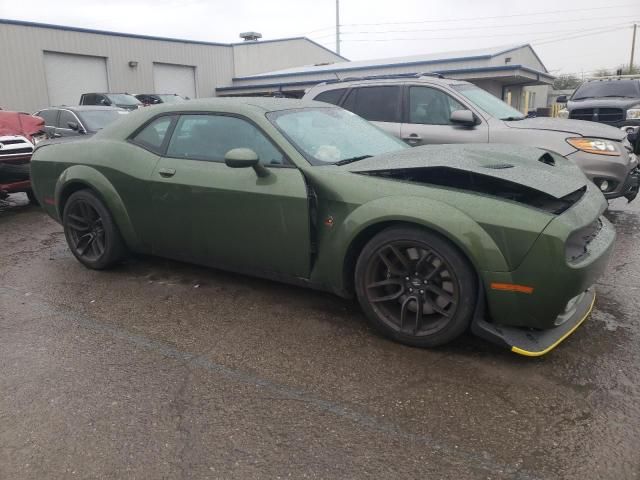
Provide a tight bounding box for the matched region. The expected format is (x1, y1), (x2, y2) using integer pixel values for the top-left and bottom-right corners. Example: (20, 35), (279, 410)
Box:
(476, 183), (615, 354)
(472, 287), (595, 356)
(567, 149), (639, 201)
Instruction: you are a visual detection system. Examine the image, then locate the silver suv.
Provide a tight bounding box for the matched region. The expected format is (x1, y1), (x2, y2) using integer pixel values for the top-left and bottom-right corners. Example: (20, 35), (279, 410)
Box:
(304, 74), (639, 202)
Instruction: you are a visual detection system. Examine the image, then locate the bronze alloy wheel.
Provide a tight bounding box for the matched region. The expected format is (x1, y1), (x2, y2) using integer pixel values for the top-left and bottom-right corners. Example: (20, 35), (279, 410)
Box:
(355, 227), (476, 347)
(62, 190), (126, 270)
(66, 199), (107, 262)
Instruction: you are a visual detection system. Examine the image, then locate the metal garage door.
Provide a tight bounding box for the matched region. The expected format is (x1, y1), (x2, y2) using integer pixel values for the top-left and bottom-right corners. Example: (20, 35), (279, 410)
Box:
(43, 52), (109, 107)
(153, 63), (196, 99)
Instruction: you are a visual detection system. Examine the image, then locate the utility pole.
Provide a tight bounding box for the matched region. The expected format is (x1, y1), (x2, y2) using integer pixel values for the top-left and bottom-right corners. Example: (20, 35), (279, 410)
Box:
(631, 23), (637, 73)
(336, 0), (341, 55)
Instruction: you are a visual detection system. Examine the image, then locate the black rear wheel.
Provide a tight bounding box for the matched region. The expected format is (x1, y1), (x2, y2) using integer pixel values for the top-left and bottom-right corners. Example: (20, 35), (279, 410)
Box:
(62, 190), (126, 269)
(355, 226), (477, 348)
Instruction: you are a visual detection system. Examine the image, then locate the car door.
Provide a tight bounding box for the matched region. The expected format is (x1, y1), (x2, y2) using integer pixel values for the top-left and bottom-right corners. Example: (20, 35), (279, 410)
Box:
(340, 86), (402, 138)
(35, 109), (59, 138)
(400, 85), (489, 146)
(149, 113), (312, 279)
(55, 110), (84, 138)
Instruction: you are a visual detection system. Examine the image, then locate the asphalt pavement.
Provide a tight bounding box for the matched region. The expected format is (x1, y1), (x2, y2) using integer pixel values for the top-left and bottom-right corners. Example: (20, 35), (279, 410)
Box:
(1, 193), (639, 479)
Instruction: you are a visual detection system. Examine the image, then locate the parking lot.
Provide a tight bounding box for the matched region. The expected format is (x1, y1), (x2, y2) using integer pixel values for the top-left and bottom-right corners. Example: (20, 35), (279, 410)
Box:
(0, 193), (639, 479)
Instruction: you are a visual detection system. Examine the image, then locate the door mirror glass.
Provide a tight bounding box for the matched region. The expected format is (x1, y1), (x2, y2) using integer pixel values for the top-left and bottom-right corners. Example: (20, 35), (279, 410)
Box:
(555, 95), (568, 104)
(450, 109), (477, 126)
(224, 148), (259, 168)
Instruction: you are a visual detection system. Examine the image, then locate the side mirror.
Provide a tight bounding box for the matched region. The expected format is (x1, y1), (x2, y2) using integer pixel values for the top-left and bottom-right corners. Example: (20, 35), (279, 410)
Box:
(67, 121), (79, 131)
(555, 95), (568, 104)
(224, 148), (269, 177)
(450, 110), (478, 127)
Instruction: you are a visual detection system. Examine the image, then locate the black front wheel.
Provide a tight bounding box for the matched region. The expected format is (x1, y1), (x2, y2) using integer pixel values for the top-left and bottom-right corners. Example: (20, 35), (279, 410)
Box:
(62, 190), (126, 269)
(355, 227), (477, 348)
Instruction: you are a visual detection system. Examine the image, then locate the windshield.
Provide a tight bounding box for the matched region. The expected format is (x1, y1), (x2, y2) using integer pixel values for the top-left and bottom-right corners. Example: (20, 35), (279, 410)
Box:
(572, 80), (640, 100)
(106, 94), (141, 106)
(452, 84), (525, 120)
(157, 94), (186, 103)
(267, 107), (408, 165)
(79, 109), (129, 131)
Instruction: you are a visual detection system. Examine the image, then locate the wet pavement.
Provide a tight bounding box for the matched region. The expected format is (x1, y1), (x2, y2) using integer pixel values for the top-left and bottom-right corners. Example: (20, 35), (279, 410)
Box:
(1, 192), (639, 479)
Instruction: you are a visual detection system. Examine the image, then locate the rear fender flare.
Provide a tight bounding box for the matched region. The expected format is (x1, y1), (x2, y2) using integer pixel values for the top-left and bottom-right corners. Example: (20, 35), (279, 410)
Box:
(54, 165), (141, 250)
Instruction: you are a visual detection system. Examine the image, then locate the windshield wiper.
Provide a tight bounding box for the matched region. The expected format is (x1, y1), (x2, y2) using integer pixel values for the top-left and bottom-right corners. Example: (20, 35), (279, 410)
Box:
(501, 116), (525, 121)
(334, 155), (373, 166)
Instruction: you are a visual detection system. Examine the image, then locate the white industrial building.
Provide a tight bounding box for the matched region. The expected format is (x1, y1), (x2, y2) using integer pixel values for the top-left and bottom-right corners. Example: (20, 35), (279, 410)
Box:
(0, 19), (346, 112)
(219, 44), (554, 113)
(0, 19), (553, 114)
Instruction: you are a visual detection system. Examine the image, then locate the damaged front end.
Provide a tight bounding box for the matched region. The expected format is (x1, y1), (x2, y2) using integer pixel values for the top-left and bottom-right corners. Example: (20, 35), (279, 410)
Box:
(344, 144), (613, 355)
(0, 111), (46, 199)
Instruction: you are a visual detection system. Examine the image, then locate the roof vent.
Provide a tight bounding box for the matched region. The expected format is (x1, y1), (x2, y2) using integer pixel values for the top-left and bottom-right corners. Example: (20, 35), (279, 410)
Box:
(239, 31), (262, 41)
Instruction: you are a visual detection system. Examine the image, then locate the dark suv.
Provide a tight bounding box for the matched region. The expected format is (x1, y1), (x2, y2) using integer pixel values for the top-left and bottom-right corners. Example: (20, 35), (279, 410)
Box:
(35, 106), (130, 138)
(134, 93), (187, 105)
(79, 93), (142, 110)
(557, 77), (640, 140)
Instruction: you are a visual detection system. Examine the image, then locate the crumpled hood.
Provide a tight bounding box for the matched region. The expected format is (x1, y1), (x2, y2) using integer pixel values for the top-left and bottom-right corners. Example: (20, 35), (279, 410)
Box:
(502, 117), (626, 140)
(0, 111), (45, 141)
(345, 144), (587, 199)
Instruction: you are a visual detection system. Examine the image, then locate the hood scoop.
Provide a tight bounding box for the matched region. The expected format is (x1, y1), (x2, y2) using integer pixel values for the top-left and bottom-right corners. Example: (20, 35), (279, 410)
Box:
(481, 163), (514, 170)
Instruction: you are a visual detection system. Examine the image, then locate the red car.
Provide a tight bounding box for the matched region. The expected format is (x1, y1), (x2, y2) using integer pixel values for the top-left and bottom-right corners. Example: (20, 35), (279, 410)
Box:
(0, 110), (46, 204)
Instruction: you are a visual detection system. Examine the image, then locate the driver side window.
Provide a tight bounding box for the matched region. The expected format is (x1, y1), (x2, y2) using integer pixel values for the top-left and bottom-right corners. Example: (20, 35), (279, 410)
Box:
(409, 87), (466, 125)
(166, 114), (286, 166)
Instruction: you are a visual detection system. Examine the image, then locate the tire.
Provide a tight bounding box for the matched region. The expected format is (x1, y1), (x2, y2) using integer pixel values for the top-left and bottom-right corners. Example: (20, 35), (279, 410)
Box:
(62, 189), (126, 270)
(354, 226), (477, 348)
(26, 189), (39, 206)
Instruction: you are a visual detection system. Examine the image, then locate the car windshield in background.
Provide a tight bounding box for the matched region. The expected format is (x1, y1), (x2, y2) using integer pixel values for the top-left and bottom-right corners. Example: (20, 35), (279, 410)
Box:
(80, 109), (129, 131)
(157, 95), (186, 103)
(452, 84), (525, 120)
(267, 107), (407, 165)
(572, 80), (640, 100)
(106, 94), (141, 105)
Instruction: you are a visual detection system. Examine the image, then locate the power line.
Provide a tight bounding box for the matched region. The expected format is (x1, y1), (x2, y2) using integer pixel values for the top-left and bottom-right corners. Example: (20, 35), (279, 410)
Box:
(339, 22), (632, 43)
(340, 3), (639, 27)
(532, 24), (635, 46)
(338, 14), (635, 36)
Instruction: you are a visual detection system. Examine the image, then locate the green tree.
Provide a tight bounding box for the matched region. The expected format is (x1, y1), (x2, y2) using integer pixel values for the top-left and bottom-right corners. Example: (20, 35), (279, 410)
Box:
(552, 74), (581, 90)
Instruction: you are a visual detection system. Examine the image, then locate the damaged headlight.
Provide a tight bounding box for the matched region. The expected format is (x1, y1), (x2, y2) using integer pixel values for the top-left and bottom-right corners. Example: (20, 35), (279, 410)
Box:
(31, 132), (48, 145)
(566, 137), (620, 156)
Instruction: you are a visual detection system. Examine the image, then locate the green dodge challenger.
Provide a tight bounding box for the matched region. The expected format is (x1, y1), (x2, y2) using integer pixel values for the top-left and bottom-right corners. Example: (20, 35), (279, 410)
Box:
(30, 98), (615, 356)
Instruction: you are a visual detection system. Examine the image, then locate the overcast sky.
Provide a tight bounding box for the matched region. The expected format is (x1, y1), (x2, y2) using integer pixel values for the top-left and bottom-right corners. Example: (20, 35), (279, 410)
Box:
(0, 0), (638, 76)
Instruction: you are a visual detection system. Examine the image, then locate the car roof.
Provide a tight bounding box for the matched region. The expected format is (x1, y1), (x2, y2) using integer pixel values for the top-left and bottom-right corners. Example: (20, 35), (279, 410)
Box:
(307, 75), (471, 93)
(149, 96), (329, 112)
(42, 106), (125, 112)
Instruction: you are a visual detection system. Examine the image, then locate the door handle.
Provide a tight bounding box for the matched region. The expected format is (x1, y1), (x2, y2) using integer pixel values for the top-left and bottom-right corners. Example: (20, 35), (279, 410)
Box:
(52, 133), (62, 138)
(158, 168), (176, 178)
(402, 133), (422, 145)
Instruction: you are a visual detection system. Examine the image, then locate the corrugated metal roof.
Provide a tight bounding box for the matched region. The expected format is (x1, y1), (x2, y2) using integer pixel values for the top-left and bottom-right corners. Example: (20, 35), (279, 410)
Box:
(234, 44), (533, 80)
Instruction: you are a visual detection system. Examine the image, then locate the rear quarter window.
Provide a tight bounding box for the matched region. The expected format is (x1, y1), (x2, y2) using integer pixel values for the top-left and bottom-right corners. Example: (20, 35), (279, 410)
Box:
(313, 88), (347, 105)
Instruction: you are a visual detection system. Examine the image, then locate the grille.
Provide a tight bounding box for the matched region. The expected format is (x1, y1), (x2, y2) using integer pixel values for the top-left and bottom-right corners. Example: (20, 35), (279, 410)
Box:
(570, 108), (625, 124)
(0, 147), (33, 156)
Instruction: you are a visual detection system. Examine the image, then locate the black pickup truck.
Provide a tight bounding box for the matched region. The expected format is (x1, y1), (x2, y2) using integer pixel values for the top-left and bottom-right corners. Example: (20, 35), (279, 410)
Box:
(557, 77), (640, 152)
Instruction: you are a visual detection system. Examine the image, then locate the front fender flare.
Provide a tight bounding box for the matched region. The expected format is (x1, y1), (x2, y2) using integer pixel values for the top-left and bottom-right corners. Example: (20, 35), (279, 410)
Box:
(54, 165), (142, 250)
(319, 196), (510, 294)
